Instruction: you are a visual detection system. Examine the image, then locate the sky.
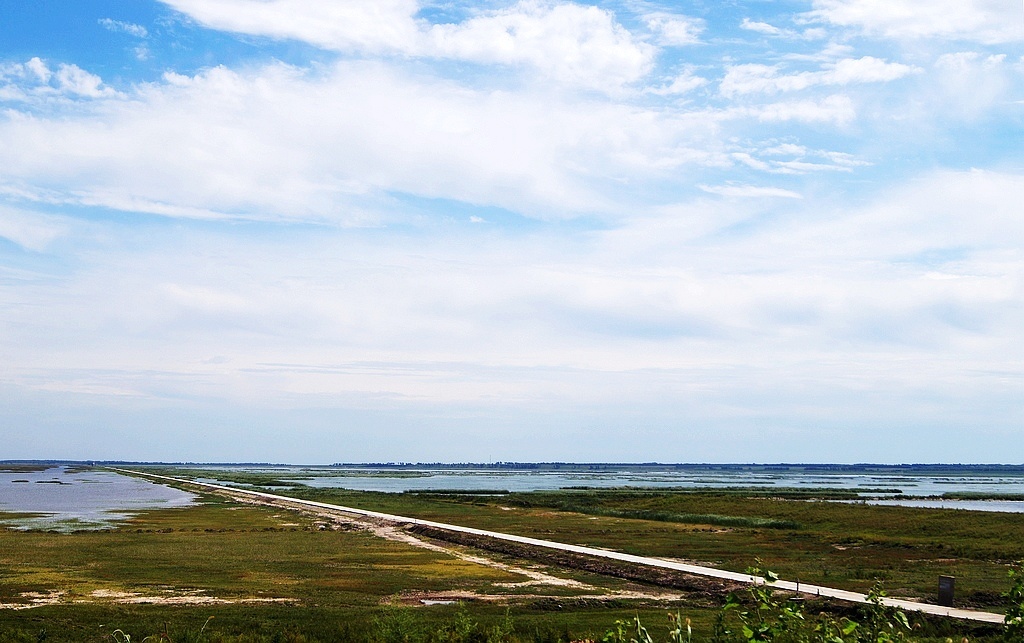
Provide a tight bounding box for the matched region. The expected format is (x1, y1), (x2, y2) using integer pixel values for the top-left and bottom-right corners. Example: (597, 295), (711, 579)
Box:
(0, 0), (1021, 464)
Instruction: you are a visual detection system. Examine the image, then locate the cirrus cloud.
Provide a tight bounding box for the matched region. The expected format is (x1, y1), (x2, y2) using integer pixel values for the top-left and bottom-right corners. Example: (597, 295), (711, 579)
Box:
(721, 56), (919, 97)
(807, 0), (1024, 44)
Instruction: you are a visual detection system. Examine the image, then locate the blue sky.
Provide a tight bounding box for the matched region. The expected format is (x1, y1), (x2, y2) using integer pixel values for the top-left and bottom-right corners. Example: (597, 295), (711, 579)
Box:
(0, 0), (1021, 463)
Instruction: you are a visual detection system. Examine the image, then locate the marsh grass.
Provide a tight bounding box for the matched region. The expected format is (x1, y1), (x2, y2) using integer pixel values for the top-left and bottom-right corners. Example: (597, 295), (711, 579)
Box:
(941, 493), (1024, 501)
(257, 486), (1024, 605)
(0, 465), (51, 474)
(506, 502), (800, 530)
(4, 475), (1023, 642)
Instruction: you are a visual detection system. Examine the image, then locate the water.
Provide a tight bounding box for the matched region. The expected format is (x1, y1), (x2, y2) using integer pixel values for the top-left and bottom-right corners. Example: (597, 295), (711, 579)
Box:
(6, 465), (1024, 527)
(289, 469), (1024, 498)
(851, 499), (1024, 513)
(198, 465), (1024, 508)
(0, 465), (197, 530)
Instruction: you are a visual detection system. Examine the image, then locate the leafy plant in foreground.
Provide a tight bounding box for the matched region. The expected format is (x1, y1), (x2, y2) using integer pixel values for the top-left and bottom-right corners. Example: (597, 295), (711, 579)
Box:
(611, 562), (918, 643)
(722, 563), (810, 642)
(858, 584), (909, 643)
(1004, 561), (1024, 642)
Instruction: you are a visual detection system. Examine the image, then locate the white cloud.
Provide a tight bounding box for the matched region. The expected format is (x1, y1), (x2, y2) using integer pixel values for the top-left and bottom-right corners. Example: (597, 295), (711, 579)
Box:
(761, 143), (807, 156)
(721, 56), (919, 97)
(98, 18), (149, 38)
(772, 159), (851, 173)
(739, 18), (828, 40)
(740, 18), (784, 36)
(427, 1), (654, 89)
(0, 207), (68, 251)
(24, 57), (51, 83)
(730, 145), (869, 175)
(828, 56), (920, 84)
(781, 42), (855, 63)
(0, 61), (724, 223)
(734, 94), (857, 125)
(698, 184), (802, 198)
(159, 0), (421, 53)
(730, 152), (771, 171)
(0, 58), (118, 101)
(54, 64), (117, 98)
(644, 12), (704, 46)
(937, 51), (1007, 69)
(801, 28), (829, 40)
(646, 67), (707, 95)
(3, 170), (1017, 449)
(807, 0), (1024, 44)
(931, 52), (1011, 119)
(160, 0), (654, 91)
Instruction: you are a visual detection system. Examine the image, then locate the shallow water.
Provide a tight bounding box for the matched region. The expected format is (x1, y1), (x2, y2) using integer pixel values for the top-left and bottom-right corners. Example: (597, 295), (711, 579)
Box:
(0, 466), (197, 530)
(851, 498), (1024, 513)
(226, 466), (1024, 502)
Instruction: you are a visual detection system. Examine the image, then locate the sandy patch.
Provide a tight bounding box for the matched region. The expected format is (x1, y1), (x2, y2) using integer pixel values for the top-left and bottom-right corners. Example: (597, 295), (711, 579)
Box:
(388, 587), (688, 606)
(86, 589), (295, 605)
(0, 590), (65, 610)
(0, 588), (297, 610)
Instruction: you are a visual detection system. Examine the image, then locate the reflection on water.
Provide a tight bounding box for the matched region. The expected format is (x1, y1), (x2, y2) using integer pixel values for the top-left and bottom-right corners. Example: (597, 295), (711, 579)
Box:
(0, 466), (197, 530)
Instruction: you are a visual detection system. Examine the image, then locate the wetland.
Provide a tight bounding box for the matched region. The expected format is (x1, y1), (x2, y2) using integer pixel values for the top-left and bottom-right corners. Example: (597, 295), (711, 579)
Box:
(1, 462), (1022, 641)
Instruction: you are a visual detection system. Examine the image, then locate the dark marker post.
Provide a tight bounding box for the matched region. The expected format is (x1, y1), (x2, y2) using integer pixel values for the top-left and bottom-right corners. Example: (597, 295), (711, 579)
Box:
(938, 575), (955, 607)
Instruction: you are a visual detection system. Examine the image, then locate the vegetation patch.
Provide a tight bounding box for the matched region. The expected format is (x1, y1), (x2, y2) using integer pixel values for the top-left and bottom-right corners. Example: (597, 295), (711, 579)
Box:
(941, 492), (1024, 501)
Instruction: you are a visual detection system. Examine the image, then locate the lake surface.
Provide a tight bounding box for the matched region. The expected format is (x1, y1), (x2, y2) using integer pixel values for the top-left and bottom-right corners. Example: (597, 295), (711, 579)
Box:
(6, 465), (1024, 528)
(0, 466), (197, 530)
(200, 465), (1024, 503)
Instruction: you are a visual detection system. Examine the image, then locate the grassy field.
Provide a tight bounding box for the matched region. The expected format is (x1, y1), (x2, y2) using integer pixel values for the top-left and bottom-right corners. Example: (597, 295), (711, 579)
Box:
(2, 470), (1021, 641)
(212, 483), (1021, 608)
(0, 491), (709, 642)
(130, 468), (1024, 605)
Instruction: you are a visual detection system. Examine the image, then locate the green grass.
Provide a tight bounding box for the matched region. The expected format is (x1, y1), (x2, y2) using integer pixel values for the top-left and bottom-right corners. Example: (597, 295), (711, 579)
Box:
(0, 465), (51, 473)
(0, 497), (526, 608)
(941, 492), (1024, 501)
(0, 491), (697, 641)
(252, 485), (1024, 607)
(3, 473), (1022, 641)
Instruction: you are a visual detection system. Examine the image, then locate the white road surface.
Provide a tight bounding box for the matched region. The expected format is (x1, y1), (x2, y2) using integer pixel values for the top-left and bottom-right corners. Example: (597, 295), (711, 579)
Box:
(113, 468), (1007, 625)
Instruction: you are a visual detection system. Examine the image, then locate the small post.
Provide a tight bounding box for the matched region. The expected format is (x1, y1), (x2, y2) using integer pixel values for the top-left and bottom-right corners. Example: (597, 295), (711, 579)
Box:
(938, 575), (955, 607)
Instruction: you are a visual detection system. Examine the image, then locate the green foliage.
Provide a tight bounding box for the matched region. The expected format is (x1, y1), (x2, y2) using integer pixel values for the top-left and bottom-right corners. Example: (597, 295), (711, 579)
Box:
(601, 615), (653, 643)
(858, 584), (909, 643)
(371, 606), (520, 643)
(1004, 561), (1024, 642)
(606, 564), (916, 643)
(667, 612), (693, 643)
(374, 606), (423, 643)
